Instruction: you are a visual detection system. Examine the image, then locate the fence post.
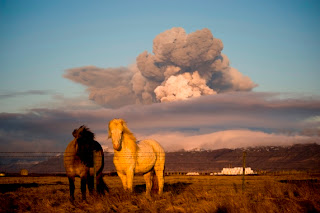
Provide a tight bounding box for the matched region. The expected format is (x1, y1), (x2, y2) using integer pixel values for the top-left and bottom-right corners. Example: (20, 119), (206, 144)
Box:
(242, 151), (246, 192)
(93, 151), (97, 191)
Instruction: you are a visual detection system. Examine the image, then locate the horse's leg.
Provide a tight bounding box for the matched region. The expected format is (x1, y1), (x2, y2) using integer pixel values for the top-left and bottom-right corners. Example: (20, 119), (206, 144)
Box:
(117, 172), (128, 191)
(81, 177), (87, 200)
(87, 175), (94, 195)
(143, 171), (153, 197)
(126, 169), (134, 193)
(154, 165), (164, 195)
(97, 174), (108, 195)
(68, 176), (75, 202)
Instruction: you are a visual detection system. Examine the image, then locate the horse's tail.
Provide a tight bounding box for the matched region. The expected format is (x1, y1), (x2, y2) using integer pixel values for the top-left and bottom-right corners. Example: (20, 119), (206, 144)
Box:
(148, 140), (165, 194)
(151, 165), (165, 193)
(94, 147), (109, 194)
(97, 174), (109, 194)
(151, 169), (159, 193)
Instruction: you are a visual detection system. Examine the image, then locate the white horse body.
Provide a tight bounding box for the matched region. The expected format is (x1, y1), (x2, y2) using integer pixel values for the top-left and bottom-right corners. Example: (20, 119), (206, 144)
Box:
(114, 140), (163, 173)
(135, 140), (157, 173)
(109, 119), (165, 195)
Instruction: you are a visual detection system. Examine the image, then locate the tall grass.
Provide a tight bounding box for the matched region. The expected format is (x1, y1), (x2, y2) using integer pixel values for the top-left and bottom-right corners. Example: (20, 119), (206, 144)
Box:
(1, 173), (319, 212)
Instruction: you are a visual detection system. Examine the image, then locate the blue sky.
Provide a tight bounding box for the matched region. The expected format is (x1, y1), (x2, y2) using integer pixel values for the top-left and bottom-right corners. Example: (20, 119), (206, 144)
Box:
(0, 0), (320, 151)
(1, 0), (319, 112)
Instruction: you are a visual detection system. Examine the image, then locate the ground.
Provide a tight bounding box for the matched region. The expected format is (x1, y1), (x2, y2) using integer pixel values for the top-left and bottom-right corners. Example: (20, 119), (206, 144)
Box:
(0, 172), (319, 212)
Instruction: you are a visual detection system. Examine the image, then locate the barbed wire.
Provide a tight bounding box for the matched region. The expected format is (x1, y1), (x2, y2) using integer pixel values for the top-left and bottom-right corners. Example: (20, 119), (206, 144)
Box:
(0, 151), (314, 155)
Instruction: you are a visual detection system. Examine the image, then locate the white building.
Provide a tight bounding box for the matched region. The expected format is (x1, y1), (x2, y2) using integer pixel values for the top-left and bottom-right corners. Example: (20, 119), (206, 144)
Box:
(214, 167), (256, 175)
(186, 172), (200, 176)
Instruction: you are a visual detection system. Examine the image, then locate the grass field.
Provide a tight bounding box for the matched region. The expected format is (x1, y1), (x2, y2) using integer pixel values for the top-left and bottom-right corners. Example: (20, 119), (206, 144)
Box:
(1, 173), (319, 212)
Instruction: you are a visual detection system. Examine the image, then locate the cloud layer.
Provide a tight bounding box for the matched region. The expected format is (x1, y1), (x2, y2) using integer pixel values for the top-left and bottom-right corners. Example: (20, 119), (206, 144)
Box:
(143, 130), (316, 151)
(64, 27), (256, 108)
(0, 92), (319, 152)
(0, 90), (53, 99)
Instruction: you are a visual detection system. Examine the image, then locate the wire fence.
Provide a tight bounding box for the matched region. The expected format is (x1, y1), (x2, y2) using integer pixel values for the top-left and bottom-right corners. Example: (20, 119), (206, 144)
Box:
(0, 150), (319, 176)
(1, 150), (319, 197)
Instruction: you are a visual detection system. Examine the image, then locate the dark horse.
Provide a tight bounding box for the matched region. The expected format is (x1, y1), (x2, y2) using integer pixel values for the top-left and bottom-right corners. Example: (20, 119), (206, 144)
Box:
(64, 125), (108, 201)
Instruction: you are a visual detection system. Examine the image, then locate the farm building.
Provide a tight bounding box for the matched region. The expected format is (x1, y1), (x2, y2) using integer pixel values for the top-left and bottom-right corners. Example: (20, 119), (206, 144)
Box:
(165, 172), (187, 176)
(20, 169), (28, 176)
(186, 172), (200, 176)
(215, 167), (256, 175)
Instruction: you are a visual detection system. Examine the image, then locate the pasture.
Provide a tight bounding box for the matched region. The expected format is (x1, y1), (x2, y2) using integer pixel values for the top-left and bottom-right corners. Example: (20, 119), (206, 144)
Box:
(1, 173), (319, 212)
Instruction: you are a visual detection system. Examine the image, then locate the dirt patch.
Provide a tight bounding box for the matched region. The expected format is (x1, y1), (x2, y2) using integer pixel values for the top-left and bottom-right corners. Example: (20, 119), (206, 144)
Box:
(0, 181), (68, 193)
(0, 183), (39, 193)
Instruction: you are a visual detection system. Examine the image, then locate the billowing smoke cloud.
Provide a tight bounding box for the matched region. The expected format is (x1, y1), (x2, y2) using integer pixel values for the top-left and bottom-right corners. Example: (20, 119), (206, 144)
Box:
(154, 71), (216, 102)
(64, 27), (257, 108)
(64, 66), (136, 108)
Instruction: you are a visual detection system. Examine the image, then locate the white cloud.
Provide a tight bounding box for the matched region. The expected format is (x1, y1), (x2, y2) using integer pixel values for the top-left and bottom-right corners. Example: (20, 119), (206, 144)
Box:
(0, 92), (319, 151)
(139, 129), (317, 151)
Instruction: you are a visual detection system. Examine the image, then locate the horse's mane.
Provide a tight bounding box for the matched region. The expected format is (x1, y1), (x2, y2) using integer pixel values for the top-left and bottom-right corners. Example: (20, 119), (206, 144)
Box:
(73, 125), (95, 140)
(108, 119), (137, 142)
(121, 120), (137, 142)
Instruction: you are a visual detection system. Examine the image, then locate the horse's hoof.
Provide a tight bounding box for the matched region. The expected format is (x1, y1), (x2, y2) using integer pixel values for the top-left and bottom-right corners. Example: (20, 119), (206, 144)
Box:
(89, 191), (96, 196)
(97, 190), (106, 196)
(145, 194), (152, 200)
(82, 199), (89, 204)
(69, 197), (75, 204)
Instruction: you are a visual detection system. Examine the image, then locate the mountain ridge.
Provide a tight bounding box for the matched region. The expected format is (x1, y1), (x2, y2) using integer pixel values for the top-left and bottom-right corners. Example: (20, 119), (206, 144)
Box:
(1, 143), (319, 173)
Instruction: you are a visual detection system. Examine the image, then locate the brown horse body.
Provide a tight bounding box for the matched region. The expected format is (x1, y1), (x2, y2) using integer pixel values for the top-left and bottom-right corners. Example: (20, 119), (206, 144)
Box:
(64, 125), (107, 201)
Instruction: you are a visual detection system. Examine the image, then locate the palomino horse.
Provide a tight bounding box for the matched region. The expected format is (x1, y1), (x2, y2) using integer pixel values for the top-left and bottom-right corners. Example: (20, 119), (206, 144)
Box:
(108, 119), (165, 196)
(64, 125), (108, 201)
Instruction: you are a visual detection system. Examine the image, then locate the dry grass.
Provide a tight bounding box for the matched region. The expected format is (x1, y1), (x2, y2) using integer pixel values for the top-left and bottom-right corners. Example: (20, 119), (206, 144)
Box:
(1, 173), (319, 213)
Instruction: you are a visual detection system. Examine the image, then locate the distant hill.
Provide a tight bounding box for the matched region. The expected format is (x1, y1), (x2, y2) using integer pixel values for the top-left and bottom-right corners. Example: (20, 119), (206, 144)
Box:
(1, 143), (319, 173)
(165, 143), (320, 172)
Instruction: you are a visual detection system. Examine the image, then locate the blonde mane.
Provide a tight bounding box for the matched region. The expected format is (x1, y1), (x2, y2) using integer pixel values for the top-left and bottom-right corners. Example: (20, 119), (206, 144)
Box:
(121, 120), (137, 142)
(121, 120), (137, 153)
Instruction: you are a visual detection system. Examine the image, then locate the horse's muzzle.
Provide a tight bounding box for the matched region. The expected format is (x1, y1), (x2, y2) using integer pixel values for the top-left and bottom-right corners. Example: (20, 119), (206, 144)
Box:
(111, 130), (122, 151)
(113, 141), (121, 151)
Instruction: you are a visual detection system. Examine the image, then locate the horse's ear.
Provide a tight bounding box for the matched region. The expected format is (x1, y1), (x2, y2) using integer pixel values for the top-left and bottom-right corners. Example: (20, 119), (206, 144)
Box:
(108, 129), (111, 139)
(121, 119), (129, 132)
(72, 129), (77, 138)
(108, 122), (112, 139)
(79, 125), (85, 132)
(119, 118), (125, 126)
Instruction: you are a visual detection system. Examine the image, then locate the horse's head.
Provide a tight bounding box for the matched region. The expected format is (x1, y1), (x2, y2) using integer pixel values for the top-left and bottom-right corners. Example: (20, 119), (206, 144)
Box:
(108, 119), (128, 151)
(72, 125), (95, 154)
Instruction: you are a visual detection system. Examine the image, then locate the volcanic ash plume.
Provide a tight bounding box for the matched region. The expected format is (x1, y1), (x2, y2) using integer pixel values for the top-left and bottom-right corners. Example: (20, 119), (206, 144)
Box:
(64, 27), (257, 107)
(134, 27), (256, 103)
(154, 71), (216, 102)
